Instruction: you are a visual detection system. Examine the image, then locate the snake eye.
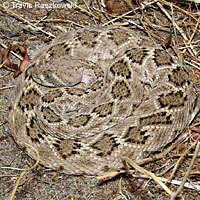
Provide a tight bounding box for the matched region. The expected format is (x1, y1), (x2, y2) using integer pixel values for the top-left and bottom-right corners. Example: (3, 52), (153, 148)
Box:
(44, 73), (51, 79)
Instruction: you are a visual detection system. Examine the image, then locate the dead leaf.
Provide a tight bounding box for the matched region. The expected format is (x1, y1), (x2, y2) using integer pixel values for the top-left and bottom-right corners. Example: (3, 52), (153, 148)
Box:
(161, 35), (172, 48)
(1, 47), (18, 70)
(191, 126), (200, 134)
(105, 0), (115, 13)
(1, 45), (30, 78)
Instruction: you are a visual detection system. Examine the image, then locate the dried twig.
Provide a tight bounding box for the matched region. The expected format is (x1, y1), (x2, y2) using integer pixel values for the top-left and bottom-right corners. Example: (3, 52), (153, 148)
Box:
(103, 0), (159, 26)
(0, 3), (55, 38)
(9, 171), (26, 200)
(122, 157), (173, 195)
(166, 136), (200, 184)
(31, 19), (85, 28)
(131, 174), (200, 190)
(0, 85), (15, 90)
(65, 0), (105, 23)
(156, 2), (188, 41)
(118, 177), (128, 200)
(157, 1), (199, 59)
(159, 0), (200, 24)
(170, 141), (200, 199)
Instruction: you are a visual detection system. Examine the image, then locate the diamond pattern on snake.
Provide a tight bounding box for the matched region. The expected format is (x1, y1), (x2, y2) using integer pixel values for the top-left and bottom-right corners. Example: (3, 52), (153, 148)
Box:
(12, 26), (199, 175)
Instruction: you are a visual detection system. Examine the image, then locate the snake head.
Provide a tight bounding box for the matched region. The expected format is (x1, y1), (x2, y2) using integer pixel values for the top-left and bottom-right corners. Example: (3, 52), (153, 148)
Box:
(28, 58), (87, 88)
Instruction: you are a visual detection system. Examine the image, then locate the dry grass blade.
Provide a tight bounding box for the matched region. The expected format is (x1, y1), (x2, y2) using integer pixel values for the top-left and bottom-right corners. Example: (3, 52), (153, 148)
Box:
(65, 0), (105, 23)
(9, 171), (26, 200)
(31, 19), (85, 28)
(187, 0), (200, 3)
(122, 157), (173, 196)
(0, 85), (15, 90)
(166, 136), (200, 184)
(97, 170), (121, 179)
(157, 2), (188, 41)
(131, 174), (200, 190)
(0, 3), (55, 38)
(157, 1), (200, 58)
(0, 60), (7, 69)
(170, 141), (200, 200)
(103, 0), (158, 26)
(159, 0), (200, 24)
